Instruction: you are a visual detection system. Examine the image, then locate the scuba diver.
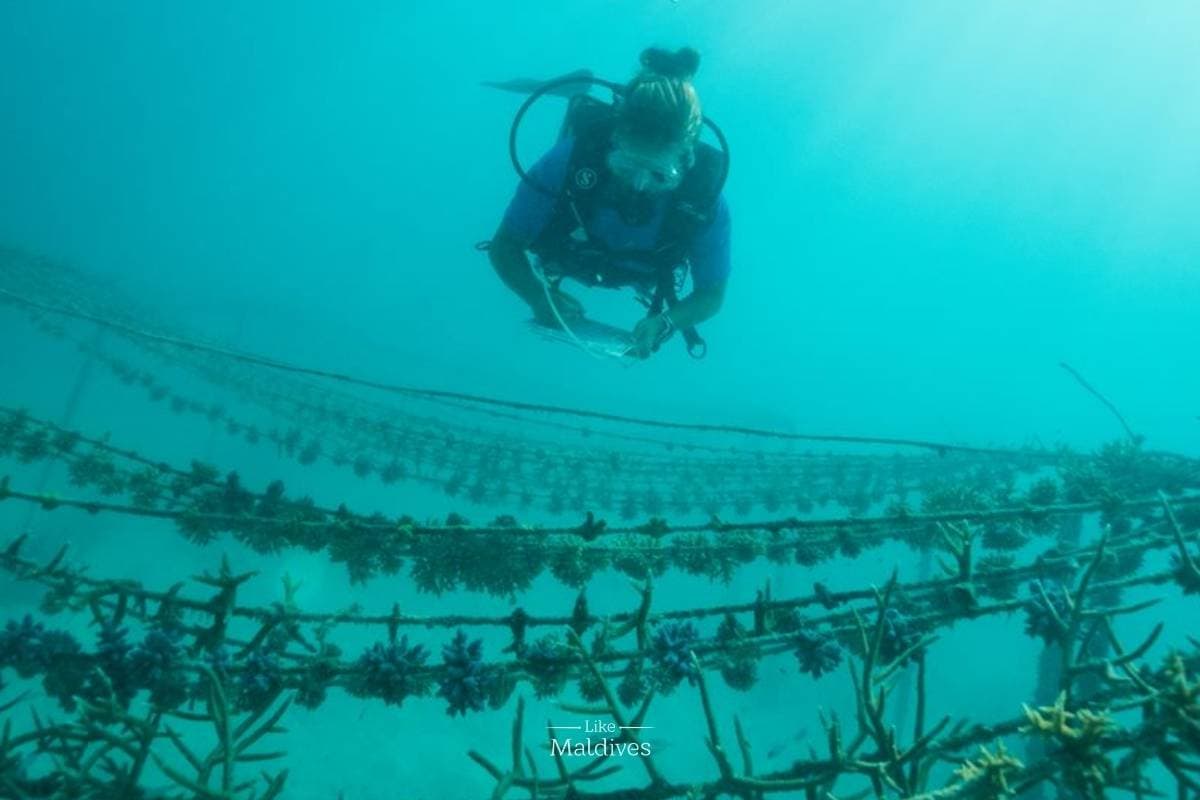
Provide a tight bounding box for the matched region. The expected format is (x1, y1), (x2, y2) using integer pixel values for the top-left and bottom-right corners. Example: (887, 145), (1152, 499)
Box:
(484, 47), (731, 360)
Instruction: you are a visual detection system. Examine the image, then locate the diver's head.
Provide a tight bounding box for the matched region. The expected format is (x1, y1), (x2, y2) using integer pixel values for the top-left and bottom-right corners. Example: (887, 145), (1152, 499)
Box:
(607, 47), (703, 194)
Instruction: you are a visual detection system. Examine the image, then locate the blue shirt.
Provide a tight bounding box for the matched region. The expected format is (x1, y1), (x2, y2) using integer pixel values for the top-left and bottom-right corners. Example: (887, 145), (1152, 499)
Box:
(500, 137), (732, 289)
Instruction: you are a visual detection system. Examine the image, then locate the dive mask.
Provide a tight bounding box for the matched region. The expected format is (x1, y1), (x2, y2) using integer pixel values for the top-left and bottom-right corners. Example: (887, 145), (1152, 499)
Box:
(606, 143), (690, 193)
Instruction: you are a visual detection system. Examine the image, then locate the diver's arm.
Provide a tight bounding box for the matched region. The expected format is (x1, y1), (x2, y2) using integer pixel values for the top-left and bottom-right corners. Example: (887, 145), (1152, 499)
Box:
(487, 231), (555, 322)
(665, 280), (726, 329)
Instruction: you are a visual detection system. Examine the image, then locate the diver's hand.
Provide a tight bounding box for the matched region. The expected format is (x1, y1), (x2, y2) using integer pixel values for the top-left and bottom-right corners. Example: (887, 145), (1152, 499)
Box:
(631, 313), (674, 359)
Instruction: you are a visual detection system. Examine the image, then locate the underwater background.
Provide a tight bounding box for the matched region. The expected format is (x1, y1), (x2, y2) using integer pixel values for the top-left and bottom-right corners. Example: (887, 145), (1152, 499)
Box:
(1, 2), (1199, 798)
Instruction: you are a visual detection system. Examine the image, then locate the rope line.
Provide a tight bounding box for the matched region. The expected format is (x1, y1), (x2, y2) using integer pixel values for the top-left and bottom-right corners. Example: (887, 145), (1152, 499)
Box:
(0, 286), (1046, 457)
(1060, 361), (1141, 443)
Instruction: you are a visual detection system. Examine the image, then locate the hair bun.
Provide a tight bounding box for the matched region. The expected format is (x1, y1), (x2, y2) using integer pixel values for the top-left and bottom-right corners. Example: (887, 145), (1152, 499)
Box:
(639, 47), (700, 80)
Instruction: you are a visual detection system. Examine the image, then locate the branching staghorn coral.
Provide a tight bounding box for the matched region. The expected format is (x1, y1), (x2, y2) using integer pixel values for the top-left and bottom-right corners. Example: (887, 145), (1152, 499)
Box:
(466, 582), (1200, 799)
(6, 246), (1200, 797)
(0, 667), (289, 799)
(2, 499), (1196, 731)
(0, 490), (1196, 794)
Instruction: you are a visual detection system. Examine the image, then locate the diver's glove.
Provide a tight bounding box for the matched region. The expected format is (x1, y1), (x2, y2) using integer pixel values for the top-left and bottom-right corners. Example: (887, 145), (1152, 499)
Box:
(630, 311), (676, 359)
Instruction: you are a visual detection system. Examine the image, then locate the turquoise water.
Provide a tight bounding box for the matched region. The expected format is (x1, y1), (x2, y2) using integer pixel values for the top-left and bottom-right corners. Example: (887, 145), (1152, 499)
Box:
(1, 3), (1198, 798)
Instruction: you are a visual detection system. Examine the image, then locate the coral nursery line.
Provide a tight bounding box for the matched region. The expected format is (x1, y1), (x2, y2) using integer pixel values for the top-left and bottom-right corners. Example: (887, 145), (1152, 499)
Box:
(11, 245), (1199, 519)
(3, 246), (1200, 798)
(4, 404), (1200, 595)
(0, 279), (1029, 457)
(2, 514), (1198, 797)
